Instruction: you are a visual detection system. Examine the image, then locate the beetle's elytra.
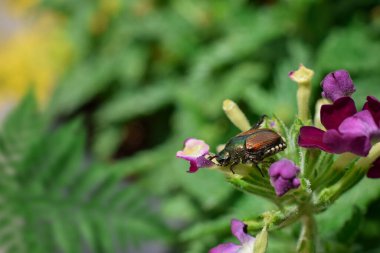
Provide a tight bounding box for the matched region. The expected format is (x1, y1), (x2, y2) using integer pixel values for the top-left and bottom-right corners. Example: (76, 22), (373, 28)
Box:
(208, 116), (286, 174)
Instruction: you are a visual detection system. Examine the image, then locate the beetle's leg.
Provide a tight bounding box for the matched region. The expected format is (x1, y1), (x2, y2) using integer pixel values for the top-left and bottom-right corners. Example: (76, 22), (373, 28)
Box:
(230, 162), (239, 174)
(252, 115), (267, 129)
(249, 155), (265, 177)
(252, 162), (264, 177)
(246, 153), (263, 176)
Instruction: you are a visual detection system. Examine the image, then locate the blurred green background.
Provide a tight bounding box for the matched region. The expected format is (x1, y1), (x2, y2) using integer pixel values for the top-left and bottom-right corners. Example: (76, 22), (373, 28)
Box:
(1, 0), (380, 252)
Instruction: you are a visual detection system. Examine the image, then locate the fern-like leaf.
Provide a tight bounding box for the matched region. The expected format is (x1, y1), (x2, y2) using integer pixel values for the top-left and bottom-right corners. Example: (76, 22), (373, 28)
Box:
(0, 94), (166, 253)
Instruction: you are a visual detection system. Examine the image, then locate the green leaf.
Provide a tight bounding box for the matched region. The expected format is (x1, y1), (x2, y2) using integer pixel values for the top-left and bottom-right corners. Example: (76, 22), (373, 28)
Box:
(0, 113), (165, 253)
(316, 178), (380, 238)
(0, 92), (42, 171)
(48, 57), (115, 116)
(180, 216), (231, 242)
(336, 206), (363, 243)
(316, 26), (380, 74)
(95, 82), (175, 125)
(179, 169), (234, 210)
(93, 126), (123, 160)
(162, 194), (198, 221)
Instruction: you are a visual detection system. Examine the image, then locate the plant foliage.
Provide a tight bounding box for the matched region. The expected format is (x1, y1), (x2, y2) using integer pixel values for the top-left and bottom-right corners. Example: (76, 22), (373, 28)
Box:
(0, 94), (163, 253)
(1, 0), (380, 252)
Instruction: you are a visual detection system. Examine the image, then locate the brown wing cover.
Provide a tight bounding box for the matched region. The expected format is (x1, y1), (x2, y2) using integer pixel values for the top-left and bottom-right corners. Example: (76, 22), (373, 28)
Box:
(245, 129), (281, 151)
(237, 128), (258, 136)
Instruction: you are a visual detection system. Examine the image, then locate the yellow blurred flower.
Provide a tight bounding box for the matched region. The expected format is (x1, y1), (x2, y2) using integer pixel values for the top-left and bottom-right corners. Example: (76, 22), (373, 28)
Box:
(4, 0), (39, 16)
(0, 4), (71, 111)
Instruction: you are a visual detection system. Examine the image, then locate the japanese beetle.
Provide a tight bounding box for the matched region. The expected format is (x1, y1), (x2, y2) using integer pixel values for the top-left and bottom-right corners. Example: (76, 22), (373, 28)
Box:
(209, 116), (286, 174)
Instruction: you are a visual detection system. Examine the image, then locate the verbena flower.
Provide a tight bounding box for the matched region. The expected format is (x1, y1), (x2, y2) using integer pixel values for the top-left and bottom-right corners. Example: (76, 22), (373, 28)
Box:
(299, 70), (380, 178)
(269, 159), (301, 196)
(299, 98), (380, 156)
(321, 70), (356, 102)
(209, 219), (255, 253)
(176, 138), (214, 173)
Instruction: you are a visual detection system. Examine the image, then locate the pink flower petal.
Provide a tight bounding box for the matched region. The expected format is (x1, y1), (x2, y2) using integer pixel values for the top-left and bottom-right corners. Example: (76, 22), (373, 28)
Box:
(323, 129), (369, 156)
(322, 110), (380, 156)
(209, 243), (241, 253)
(176, 138), (214, 173)
(231, 219), (255, 245)
(320, 97), (357, 130)
(321, 70), (356, 102)
(210, 220), (255, 253)
(338, 110), (378, 136)
(298, 126), (333, 152)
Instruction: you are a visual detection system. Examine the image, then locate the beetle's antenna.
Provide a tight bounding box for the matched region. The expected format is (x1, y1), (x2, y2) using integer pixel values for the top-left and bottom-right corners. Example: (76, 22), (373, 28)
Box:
(206, 154), (216, 159)
(205, 154), (217, 162)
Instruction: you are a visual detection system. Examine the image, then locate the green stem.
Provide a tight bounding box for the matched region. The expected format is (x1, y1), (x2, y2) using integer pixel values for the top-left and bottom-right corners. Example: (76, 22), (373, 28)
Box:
(227, 177), (276, 200)
(245, 207), (302, 234)
(297, 85), (311, 122)
(316, 166), (365, 211)
(313, 153), (356, 191)
(297, 212), (317, 253)
(303, 149), (320, 179)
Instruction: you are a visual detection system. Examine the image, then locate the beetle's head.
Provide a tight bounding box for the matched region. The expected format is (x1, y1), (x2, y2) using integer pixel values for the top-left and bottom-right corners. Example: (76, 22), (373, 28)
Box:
(215, 150), (230, 166)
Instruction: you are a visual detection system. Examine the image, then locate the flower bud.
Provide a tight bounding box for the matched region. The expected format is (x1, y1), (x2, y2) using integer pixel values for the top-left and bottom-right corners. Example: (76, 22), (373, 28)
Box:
(269, 159), (301, 196)
(223, 99), (251, 131)
(254, 226), (268, 253)
(321, 70), (355, 102)
(289, 64), (314, 122)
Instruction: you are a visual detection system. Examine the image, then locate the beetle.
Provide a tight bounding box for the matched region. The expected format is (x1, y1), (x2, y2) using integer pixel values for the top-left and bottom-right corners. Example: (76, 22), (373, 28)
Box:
(208, 115), (286, 175)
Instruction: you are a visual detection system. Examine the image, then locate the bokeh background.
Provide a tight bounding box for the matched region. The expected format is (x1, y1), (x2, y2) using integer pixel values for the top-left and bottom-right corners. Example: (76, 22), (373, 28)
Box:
(1, 0), (380, 252)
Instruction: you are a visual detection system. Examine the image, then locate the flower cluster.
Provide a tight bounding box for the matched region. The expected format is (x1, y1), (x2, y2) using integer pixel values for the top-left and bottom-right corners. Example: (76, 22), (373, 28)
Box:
(176, 66), (380, 253)
(299, 70), (380, 178)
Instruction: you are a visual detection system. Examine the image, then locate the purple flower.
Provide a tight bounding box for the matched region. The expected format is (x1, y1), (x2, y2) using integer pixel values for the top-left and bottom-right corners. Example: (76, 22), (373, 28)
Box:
(368, 157), (380, 179)
(176, 138), (214, 173)
(363, 96), (380, 127)
(269, 159), (301, 196)
(360, 97), (380, 178)
(321, 70), (356, 102)
(299, 97), (380, 156)
(209, 219), (255, 253)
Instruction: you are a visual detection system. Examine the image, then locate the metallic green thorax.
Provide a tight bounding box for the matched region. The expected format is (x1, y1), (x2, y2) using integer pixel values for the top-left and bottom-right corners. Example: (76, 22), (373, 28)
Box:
(223, 136), (247, 158)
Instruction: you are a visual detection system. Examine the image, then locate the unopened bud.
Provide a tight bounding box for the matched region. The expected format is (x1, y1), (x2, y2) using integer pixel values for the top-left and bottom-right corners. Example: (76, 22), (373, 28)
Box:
(223, 99), (251, 131)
